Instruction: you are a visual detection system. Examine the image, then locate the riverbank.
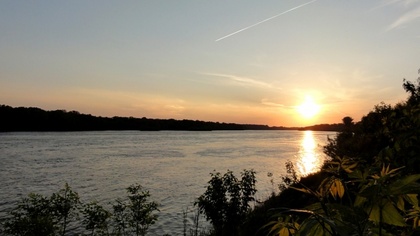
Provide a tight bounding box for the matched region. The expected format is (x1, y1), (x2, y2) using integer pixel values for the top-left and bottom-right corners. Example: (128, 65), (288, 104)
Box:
(0, 104), (344, 132)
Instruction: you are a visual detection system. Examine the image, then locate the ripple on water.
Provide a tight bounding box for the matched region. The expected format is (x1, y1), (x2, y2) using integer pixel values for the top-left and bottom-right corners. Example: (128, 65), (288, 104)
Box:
(0, 130), (334, 235)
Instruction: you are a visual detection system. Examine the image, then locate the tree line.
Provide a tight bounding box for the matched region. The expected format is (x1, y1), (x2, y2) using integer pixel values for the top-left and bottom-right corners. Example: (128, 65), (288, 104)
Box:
(0, 105), (258, 132)
(0, 105), (344, 132)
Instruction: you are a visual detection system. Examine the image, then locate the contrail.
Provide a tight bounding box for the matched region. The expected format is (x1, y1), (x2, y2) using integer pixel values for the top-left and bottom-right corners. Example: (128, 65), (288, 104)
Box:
(215, 0), (318, 42)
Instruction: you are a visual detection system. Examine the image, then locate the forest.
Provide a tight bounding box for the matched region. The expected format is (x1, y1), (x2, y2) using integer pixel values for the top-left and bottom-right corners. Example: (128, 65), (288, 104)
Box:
(0, 105), (343, 132)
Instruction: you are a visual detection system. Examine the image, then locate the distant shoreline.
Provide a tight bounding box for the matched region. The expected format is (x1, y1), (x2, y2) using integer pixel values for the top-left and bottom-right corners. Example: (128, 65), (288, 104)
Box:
(0, 104), (343, 132)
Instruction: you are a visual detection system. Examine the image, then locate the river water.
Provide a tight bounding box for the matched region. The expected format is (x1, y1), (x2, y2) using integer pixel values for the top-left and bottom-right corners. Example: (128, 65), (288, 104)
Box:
(0, 130), (335, 235)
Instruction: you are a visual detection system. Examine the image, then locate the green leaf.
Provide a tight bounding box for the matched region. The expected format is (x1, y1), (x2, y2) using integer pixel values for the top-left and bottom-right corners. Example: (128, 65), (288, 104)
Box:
(305, 203), (323, 213)
(369, 204), (381, 224)
(266, 220), (284, 236)
(382, 201), (406, 226)
(289, 186), (312, 195)
(298, 216), (330, 236)
(358, 185), (381, 198)
(389, 174), (420, 195)
(396, 196), (405, 211)
(404, 194), (419, 208)
(354, 195), (367, 207)
(369, 199), (406, 227)
(349, 169), (371, 188)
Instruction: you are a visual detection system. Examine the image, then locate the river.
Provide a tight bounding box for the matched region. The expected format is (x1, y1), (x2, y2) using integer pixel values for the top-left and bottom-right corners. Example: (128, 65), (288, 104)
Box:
(0, 130), (335, 235)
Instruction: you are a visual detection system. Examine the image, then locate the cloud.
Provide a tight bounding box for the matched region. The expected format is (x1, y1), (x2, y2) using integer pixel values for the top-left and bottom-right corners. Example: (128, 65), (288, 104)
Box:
(163, 104), (186, 116)
(260, 98), (286, 108)
(351, 68), (384, 83)
(200, 72), (276, 89)
(376, 0), (420, 31)
(387, 6), (420, 30)
(374, 0), (420, 9)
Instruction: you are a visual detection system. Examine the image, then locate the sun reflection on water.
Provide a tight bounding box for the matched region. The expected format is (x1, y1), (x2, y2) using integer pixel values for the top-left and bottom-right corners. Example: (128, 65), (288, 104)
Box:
(297, 131), (323, 176)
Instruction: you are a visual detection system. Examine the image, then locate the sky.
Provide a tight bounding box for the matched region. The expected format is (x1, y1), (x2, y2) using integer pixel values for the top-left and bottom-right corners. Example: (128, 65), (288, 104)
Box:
(1, 0), (420, 127)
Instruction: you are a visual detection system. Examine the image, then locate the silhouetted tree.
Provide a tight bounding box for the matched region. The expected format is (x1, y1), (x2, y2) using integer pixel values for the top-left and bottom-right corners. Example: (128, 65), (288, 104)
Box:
(196, 170), (256, 236)
(342, 116), (353, 127)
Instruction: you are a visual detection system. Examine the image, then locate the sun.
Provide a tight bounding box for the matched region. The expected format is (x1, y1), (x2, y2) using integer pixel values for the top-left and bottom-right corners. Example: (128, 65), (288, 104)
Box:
(297, 96), (320, 119)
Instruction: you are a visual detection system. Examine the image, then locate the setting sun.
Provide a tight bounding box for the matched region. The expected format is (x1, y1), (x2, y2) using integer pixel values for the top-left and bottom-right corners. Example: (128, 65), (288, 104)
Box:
(297, 96), (320, 119)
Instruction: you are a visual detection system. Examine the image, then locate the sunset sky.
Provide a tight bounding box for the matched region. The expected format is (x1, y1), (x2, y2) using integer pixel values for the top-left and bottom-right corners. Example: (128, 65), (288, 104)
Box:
(1, 0), (419, 127)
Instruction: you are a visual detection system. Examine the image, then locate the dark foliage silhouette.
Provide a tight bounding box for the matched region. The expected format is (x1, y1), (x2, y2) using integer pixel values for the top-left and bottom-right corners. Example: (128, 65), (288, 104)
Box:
(2, 183), (159, 236)
(196, 170), (257, 236)
(261, 75), (420, 235)
(0, 105), (344, 132)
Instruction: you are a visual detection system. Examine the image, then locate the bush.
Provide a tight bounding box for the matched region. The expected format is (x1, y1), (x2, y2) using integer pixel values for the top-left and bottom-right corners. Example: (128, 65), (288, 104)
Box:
(3, 184), (80, 236)
(82, 201), (111, 235)
(2, 183), (159, 236)
(112, 184), (159, 236)
(3, 193), (57, 236)
(50, 183), (80, 236)
(196, 169), (256, 236)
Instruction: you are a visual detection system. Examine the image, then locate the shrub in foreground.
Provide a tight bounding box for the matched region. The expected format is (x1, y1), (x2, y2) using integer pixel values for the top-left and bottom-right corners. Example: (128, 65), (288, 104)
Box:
(2, 183), (159, 236)
(196, 169), (256, 236)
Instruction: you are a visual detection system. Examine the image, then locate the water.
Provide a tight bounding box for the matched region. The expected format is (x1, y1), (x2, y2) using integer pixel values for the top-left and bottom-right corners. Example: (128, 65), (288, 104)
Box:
(0, 130), (335, 235)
